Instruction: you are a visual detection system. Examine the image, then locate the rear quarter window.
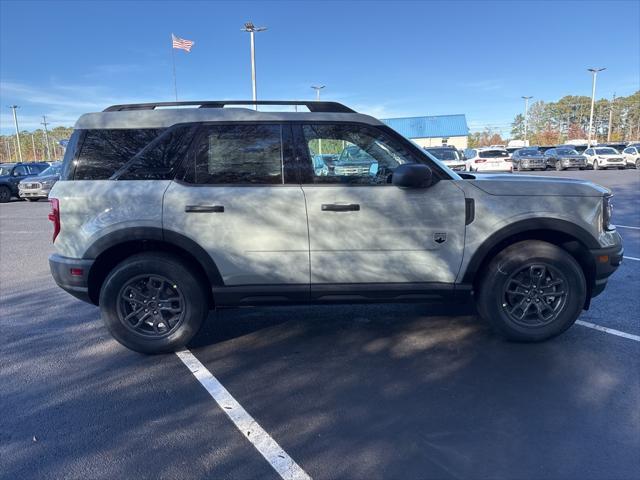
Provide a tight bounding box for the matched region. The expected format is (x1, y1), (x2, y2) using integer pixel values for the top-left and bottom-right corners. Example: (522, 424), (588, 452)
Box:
(73, 128), (164, 180)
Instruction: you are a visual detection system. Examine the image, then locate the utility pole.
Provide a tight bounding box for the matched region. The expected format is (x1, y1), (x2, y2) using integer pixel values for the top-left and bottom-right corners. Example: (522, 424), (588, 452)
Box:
(9, 105), (23, 162)
(241, 22), (267, 110)
(3, 138), (10, 162)
(41, 115), (51, 161)
(607, 93), (616, 142)
(587, 67), (606, 148)
(521, 96), (533, 144)
(311, 85), (325, 101)
(31, 133), (37, 161)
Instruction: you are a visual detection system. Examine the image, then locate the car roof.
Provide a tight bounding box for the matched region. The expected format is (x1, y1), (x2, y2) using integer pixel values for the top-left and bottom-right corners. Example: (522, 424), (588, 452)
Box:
(75, 101), (383, 130)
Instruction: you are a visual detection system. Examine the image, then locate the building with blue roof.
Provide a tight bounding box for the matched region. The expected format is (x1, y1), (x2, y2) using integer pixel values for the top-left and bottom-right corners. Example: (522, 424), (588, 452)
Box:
(382, 114), (469, 149)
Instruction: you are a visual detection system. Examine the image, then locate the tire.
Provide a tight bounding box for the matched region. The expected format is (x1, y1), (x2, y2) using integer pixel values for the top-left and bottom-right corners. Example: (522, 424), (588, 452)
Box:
(476, 240), (586, 342)
(618, 167), (625, 170)
(99, 252), (208, 354)
(636, 159), (640, 169)
(0, 186), (10, 203)
(593, 160), (599, 170)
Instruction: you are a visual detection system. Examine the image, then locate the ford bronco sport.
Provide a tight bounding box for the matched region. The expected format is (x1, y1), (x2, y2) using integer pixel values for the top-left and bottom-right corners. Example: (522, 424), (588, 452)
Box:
(48, 101), (623, 354)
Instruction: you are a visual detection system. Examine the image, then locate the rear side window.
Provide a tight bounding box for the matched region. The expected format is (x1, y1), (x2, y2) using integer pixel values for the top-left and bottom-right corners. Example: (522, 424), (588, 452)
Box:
(74, 129), (163, 180)
(182, 124), (283, 184)
(118, 125), (198, 180)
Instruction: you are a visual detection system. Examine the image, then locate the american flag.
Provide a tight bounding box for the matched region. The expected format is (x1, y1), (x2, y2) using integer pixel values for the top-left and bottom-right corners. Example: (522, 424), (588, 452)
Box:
(172, 34), (194, 52)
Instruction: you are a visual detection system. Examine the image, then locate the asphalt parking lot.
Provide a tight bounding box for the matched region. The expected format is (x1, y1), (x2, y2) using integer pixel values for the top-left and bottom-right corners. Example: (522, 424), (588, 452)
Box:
(1, 169), (639, 480)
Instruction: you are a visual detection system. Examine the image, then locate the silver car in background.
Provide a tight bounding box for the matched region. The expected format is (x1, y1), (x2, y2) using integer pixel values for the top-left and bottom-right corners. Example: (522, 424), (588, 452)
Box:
(18, 162), (62, 201)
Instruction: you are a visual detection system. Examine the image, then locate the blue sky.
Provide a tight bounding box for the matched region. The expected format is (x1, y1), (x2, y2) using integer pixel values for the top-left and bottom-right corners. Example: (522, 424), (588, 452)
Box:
(1, 0), (638, 136)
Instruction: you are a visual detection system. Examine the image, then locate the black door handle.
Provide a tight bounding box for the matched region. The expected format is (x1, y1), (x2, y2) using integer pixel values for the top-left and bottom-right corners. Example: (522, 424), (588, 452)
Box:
(185, 205), (224, 213)
(321, 203), (360, 212)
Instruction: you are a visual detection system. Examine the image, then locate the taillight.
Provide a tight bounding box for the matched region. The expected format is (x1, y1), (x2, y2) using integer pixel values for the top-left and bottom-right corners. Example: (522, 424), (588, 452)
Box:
(474, 159), (487, 163)
(48, 198), (60, 242)
(504, 157), (512, 162)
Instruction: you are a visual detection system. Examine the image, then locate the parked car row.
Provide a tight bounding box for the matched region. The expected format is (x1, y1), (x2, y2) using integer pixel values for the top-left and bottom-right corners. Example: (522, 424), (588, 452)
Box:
(0, 161), (62, 203)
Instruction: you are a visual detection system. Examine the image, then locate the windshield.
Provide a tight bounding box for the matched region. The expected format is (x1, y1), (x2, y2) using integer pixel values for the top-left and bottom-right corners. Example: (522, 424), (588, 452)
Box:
(0, 165), (14, 176)
(479, 150), (509, 158)
(556, 149), (579, 155)
(425, 149), (460, 161)
(595, 148), (617, 155)
(39, 165), (62, 176)
(520, 150), (539, 157)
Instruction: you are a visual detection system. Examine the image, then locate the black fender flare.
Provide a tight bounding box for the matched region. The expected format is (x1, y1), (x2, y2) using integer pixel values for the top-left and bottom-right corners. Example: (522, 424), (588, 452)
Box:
(461, 218), (599, 283)
(83, 226), (224, 286)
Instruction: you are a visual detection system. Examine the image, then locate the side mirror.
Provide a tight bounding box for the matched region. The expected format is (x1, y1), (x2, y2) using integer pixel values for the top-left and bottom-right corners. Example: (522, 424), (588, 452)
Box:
(392, 163), (433, 188)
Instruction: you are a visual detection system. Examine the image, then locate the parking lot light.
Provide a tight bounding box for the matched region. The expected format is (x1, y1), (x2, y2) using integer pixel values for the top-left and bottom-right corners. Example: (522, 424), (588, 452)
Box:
(9, 105), (23, 162)
(241, 22), (267, 110)
(521, 96), (533, 144)
(587, 68), (606, 147)
(311, 85), (325, 101)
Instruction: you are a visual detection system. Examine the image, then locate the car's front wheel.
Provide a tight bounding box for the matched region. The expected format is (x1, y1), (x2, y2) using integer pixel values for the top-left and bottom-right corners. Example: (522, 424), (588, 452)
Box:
(0, 186), (11, 203)
(636, 158), (640, 169)
(476, 240), (586, 342)
(593, 160), (599, 170)
(99, 252), (208, 354)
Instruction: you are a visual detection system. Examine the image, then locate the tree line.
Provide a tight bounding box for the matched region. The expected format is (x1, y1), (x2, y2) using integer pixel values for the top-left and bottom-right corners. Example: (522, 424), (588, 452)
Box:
(0, 126), (73, 163)
(468, 90), (640, 148)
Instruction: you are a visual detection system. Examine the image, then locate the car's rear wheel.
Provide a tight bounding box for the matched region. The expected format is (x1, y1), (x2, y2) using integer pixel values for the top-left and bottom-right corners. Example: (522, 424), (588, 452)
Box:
(0, 186), (11, 203)
(99, 252), (208, 354)
(476, 240), (586, 342)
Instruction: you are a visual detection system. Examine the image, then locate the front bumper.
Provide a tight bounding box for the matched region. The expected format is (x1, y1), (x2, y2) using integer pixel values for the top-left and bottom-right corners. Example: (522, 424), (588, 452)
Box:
(561, 158), (586, 168)
(49, 254), (95, 304)
(589, 238), (624, 298)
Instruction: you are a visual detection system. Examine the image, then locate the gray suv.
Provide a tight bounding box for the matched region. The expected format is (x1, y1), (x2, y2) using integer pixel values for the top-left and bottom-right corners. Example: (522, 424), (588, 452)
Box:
(48, 101), (623, 353)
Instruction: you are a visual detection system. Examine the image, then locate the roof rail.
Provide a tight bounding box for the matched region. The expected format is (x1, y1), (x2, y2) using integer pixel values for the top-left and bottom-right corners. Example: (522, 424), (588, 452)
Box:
(103, 100), (356, 113)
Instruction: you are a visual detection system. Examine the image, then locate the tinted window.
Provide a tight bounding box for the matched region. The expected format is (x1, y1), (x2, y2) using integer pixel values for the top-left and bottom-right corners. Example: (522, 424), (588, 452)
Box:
(556, 149), (579, 155)
(13, 165), (28, 176)
(425, 148), (460, 161)
(74, 128), (164, 180)
(545, 149), (555, 156)
(301, 124), (415, 185)
(595, 148), (617, 155)
(479, 150), (509, 158)
(183, 124), (283, 184)
(119, 125), (198, 180)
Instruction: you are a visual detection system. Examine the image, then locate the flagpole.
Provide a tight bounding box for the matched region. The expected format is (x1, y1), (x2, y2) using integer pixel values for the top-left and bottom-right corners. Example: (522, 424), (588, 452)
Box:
(170, 34), (178, 102)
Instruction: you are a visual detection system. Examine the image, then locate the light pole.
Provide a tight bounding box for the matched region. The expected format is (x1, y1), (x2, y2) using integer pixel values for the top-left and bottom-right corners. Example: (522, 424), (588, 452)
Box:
(241, 21), (267, 110)
(9, 105), (23, 162)
(521, 96), (533, 144)
(41, 115), (51, 161)
(311, 85), (325, 101)
(587, 67), (606, 147)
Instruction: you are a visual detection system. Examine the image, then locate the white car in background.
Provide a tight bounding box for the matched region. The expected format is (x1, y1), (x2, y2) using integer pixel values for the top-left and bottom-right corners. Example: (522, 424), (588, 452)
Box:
(583, 147), (626, 170)
(622, 146), (640, 169)
(464, 148), (513, 172)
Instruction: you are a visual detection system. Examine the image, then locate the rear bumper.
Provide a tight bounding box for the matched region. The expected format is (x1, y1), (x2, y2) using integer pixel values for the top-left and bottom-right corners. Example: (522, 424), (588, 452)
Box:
(589, 239), (624, 298)
(49, 254), (94, 304)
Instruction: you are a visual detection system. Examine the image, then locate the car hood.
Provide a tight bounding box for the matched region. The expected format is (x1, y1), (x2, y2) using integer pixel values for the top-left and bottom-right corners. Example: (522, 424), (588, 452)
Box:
(21, 174), (59, 183)
(465, 174), (609, 197)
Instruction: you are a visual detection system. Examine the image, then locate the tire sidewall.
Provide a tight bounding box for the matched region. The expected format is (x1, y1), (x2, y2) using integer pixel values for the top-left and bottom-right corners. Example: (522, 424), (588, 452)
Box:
(100, 253), (208, 354)
(478, 241), (586, 341)
(0, 186), (10, 203)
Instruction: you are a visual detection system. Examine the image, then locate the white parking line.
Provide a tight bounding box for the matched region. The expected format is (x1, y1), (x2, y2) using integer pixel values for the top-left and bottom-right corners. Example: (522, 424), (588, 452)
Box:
(624, 256), (640, 261)
(617, 225), (640, 230)
(576, 320), (640, 342)
(175, 349), (312, 480)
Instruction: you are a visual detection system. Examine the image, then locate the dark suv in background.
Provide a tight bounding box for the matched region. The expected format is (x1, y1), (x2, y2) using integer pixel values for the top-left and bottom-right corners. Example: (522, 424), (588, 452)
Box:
(0, 162), (50, 203)
(511, 147), (547, 171)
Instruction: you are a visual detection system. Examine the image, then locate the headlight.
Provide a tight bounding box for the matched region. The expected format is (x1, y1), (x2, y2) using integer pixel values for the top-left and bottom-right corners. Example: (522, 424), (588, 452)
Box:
(41, 180), (53, 187)
(603, 194), (613, 231)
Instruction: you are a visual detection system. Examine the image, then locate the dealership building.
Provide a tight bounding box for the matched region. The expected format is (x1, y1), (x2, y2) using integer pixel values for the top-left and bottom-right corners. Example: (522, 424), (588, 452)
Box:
(382, 114), (469, 149)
